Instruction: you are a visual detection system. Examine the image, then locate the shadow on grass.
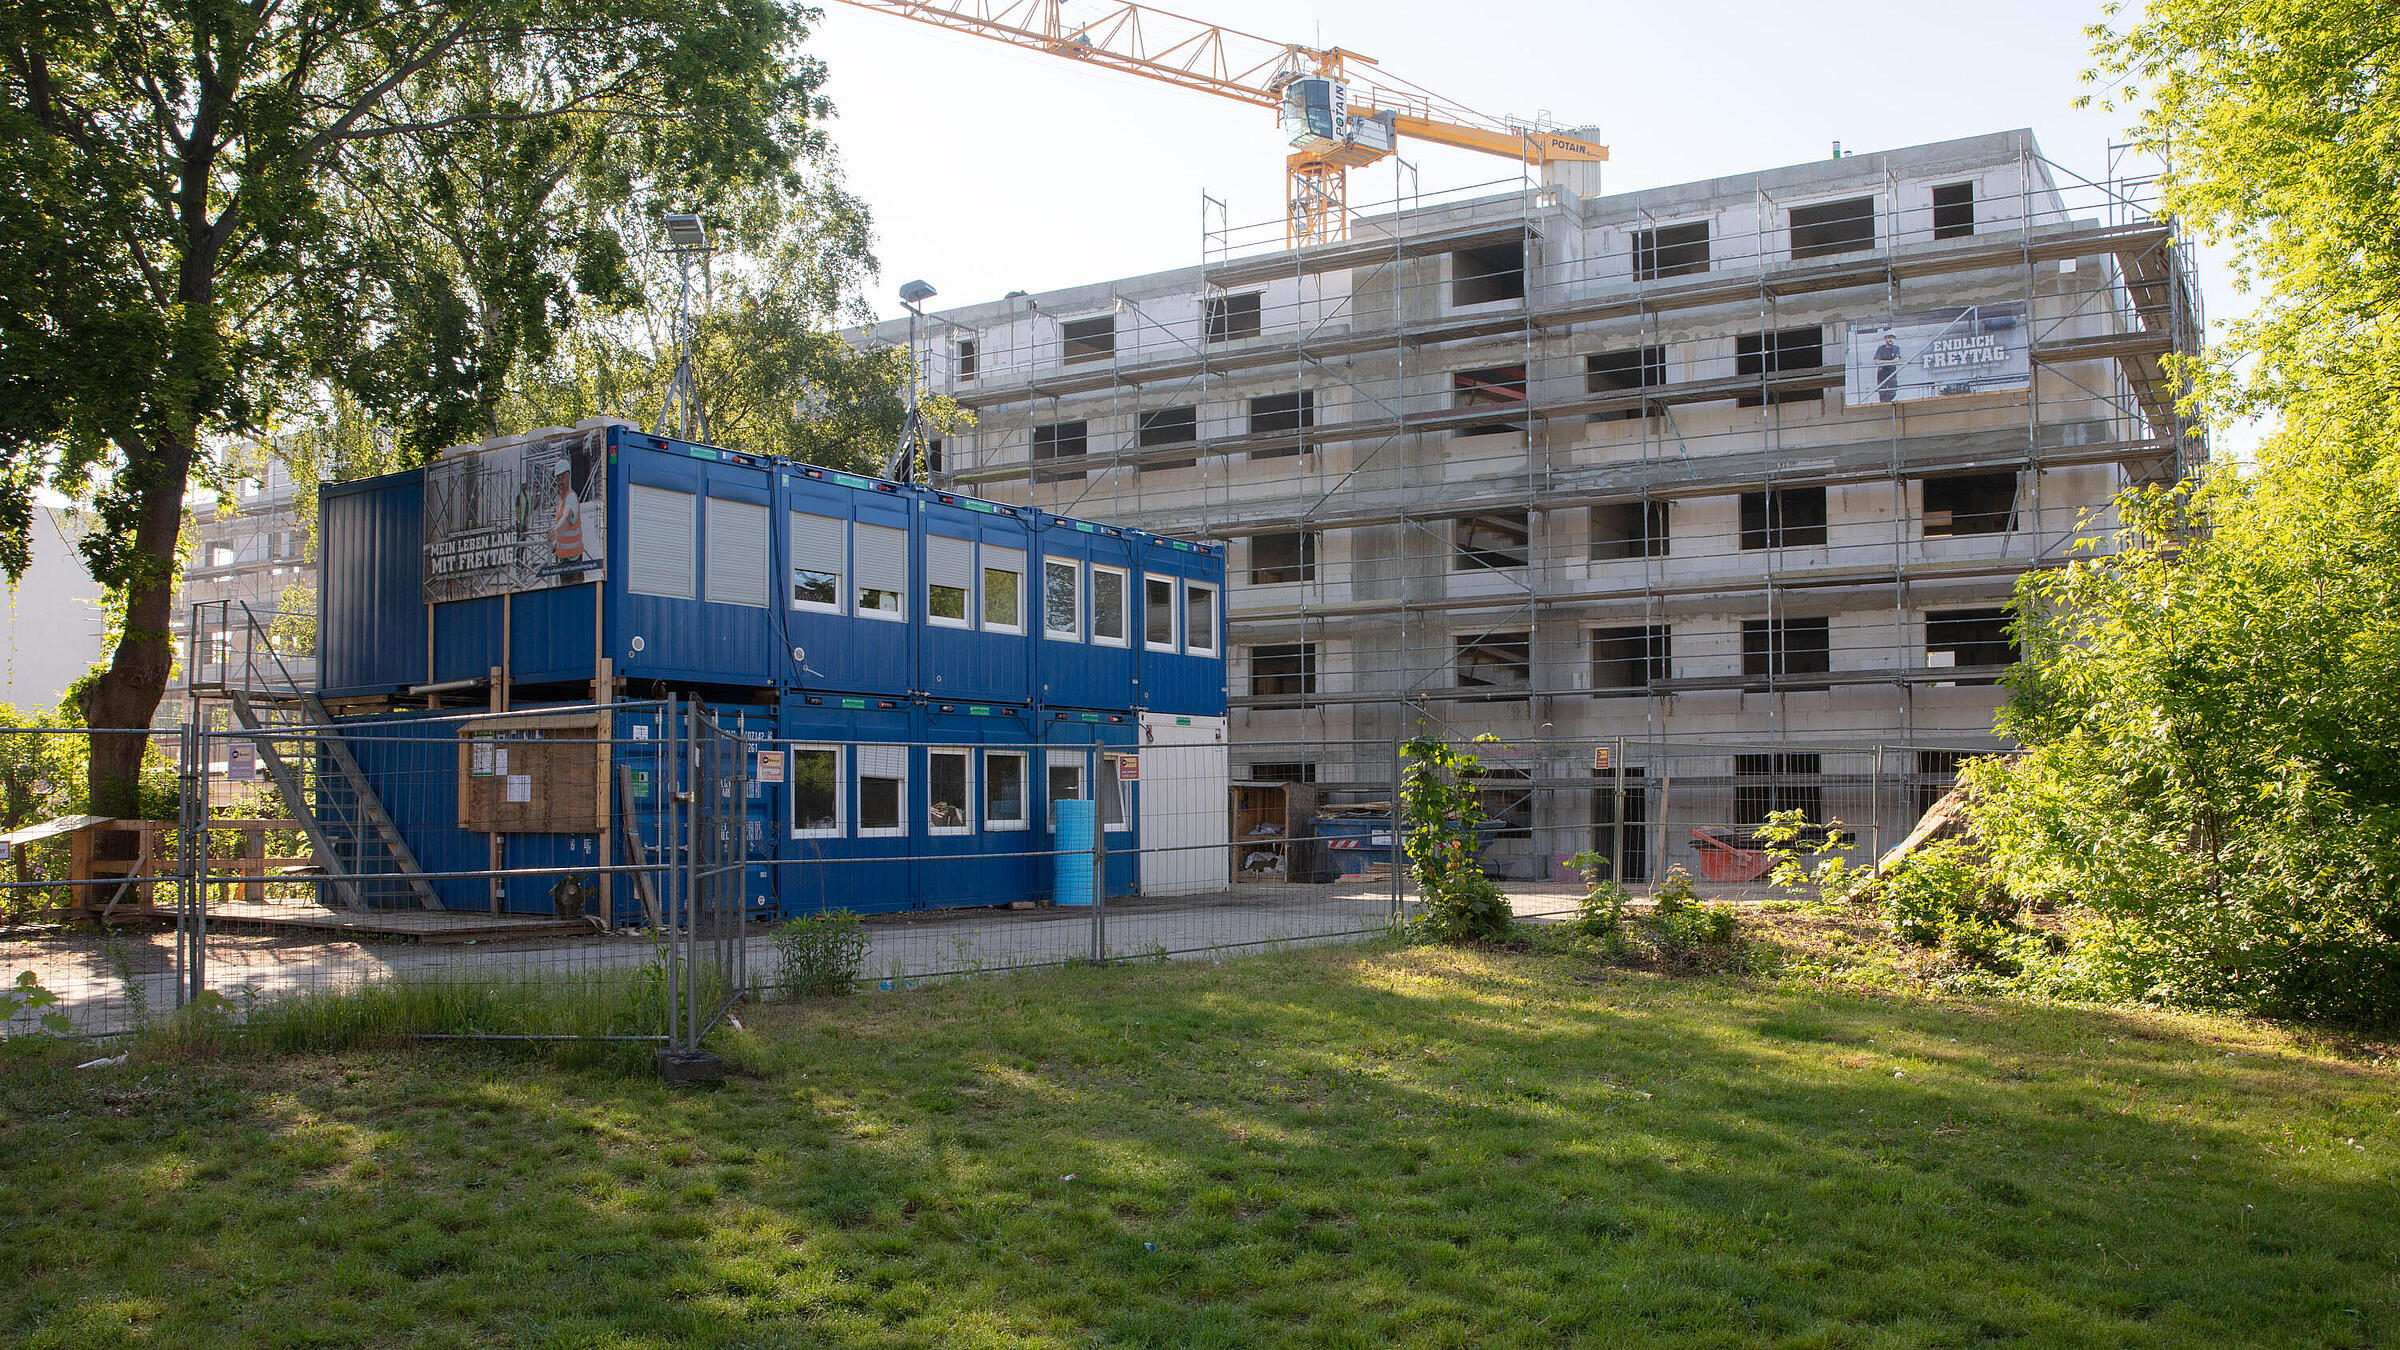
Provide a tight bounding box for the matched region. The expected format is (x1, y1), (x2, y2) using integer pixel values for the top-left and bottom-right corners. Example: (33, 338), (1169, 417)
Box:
(0, 944), (2393, 1348)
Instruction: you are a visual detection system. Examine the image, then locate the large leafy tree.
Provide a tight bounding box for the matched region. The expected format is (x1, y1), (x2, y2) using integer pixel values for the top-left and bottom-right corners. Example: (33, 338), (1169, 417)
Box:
(1957, 1), (2400, 1022)
(1, 0), (829, 811)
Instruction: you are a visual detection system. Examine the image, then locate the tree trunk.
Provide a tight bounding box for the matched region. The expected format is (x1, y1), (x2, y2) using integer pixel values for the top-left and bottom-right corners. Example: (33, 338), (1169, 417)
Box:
(77, 432), (194, 821)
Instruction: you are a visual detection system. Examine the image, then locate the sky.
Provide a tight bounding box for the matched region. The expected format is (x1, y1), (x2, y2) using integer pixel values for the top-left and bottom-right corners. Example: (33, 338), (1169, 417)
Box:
(803, 0), (2205, 317)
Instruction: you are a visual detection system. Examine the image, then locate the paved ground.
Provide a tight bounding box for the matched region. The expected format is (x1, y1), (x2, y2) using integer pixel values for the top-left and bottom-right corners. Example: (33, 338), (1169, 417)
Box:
(3, 880), (1603, 1037)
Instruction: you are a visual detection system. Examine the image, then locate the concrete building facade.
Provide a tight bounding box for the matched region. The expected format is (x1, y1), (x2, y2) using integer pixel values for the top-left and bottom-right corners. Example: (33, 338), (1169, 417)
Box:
(868, 130), (2206, 877)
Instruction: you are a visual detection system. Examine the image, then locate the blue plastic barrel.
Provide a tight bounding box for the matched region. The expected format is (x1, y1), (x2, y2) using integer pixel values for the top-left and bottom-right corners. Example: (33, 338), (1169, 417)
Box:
(1054, 799), (1097, 906)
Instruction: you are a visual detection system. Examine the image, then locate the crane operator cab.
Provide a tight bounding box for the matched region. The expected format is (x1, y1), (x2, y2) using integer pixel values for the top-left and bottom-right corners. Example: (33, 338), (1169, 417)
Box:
(1279, 76), (1396, 166)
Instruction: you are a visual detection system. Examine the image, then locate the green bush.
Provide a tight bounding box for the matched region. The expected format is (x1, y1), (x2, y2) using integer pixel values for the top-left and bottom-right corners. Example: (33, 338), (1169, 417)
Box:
(1402, 736), (1516, 945)
(774, 910), (869, 996)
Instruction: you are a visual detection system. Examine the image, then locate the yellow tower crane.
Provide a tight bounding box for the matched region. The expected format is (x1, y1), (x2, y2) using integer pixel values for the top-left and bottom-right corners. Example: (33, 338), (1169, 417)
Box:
(828, 0), (1608, 245)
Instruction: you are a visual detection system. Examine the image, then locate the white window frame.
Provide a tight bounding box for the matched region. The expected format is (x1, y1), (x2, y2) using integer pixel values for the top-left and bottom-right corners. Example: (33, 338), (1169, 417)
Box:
(855, 743), (908, 839)
(788, 511), (846, 615)
(787, 744), (844, 839)
(1090, 564), (1130, 648)
(1182, 580), (1220, 658)
(927, 747), (975, 835)
(1044, 750), (1088, 829)
(1098, 754), (1132, 833)
(1143, 573), (1180, 652)
(1042, 556), (1082, 642)
(982, 545), (1026, 635)
(926, 533), (975, 630)
(854, 520), (909, 623)
(983, 750), (1030, 832)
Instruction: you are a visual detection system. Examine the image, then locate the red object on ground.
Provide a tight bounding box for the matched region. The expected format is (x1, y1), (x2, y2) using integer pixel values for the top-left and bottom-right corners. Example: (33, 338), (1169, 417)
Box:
(1688, 827), (1775, 883)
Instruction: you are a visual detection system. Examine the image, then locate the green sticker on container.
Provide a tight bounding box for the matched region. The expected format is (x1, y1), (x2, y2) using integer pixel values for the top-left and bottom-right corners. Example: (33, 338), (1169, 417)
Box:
(1176, 717), (1192, 726)
(689, 446), (719, 460)
(1079, 713), (1100, 722)
(841, 698), (867, 710)
(630, 769), (650, 799)
(969, 705), (992, 716)
(965, 499), (996, 514)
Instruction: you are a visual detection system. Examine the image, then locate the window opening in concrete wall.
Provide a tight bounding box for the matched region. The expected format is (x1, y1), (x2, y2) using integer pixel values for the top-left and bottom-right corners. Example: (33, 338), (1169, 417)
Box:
(1452, 241), (1525, 304)
(1473, 768), (1534, 839)
(1250, 643), (1316, 697)
(1249, 762), (1318, 784)
(924, 438), (944, 475)
(1206, 292), (1263, 342)
(1921, 472), (2018, 535)
(791, 746), (842, 836)
(1247, 391), (1315, 459)
(1590, 501), (1669, 560)
(1632, 222), (1710, 280)
(1032, 419), (1089, 482)
(1735, 326), (1827, 406)
(1454, 511), (1530, 570)
(1138, 405), (1197, 471)
(1591, 769), (1651, 883)
(1591, 625), (1672, 694)
(1062, 315), (1115, 365)
(1251, 530), (1316, 584)
(1586, 346), (1666, 421)
(1734, 752), (1824, 825)
(1742, 616), (1832, 689)
(929, 749), (972, 833)
(1932, 181), (1976, 240)
(956, 338), (978, 381)
(1455, 631), (1531, 698)
(1739, 487), (1828, 549)
(1453, 363), (1528, 434)
(1789, 195), (1876, 259)
(207, 543), (236, 568)
(1926, 607), (2017, 682)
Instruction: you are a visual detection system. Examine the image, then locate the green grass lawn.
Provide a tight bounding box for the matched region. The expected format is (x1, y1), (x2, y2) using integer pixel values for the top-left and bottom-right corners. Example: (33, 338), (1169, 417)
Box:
(1, 941), (2394, 1348)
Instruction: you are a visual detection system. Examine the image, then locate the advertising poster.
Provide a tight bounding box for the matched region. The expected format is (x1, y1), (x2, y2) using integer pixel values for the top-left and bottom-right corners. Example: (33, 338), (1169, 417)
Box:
(423, 425), (608, 602)
(1843, 301), (2031, 406)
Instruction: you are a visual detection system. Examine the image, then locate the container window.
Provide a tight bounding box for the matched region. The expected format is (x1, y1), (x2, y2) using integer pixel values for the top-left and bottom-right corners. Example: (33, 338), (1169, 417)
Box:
(982, 544), (1025, 632)
(1184, 582), (1218, 657)
(1143, 575), (1177, 650)
(789, 745), (842, 837)
(1043, 558), (1081, 640)
(627, 484), (696, 600)
(929, 748), (972, 834)
(985, 751), (1029, 830)
(703, 497), (770, 608)
(856, 744), (906, 837)
(1091, 566), (1128, 646)
(789, 512), (845, 612)
(927, 533), (974, 628)
(855, 521), (907, 620)
(1046, 751), (1086, 829)
(1098, 757), (1129, 831)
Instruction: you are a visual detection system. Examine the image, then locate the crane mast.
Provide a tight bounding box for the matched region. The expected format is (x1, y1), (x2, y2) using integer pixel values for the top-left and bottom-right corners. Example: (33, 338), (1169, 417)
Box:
(829, 0), (1607, 244)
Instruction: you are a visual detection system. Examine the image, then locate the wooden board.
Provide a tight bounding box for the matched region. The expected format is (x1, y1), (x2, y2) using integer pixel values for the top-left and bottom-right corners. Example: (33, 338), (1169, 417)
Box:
(457, 711), (610, 835)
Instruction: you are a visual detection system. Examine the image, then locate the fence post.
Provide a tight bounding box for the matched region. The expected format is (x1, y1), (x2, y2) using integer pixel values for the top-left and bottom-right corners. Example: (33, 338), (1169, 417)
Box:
(661, 695), (682, 1051)
(683, 697), (703, 1053)
(1611, 736), (1626, 888)
(176, 719), (199, 1008)
(1389, 736), (1405, 924)
(1090, 741), (1106, 965)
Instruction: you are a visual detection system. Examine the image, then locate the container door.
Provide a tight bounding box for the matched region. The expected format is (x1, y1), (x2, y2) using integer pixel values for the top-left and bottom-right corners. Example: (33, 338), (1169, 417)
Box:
(1135, 715), (1229, 896)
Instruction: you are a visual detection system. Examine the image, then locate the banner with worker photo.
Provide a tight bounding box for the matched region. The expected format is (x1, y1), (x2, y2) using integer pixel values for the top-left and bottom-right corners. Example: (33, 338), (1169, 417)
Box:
(1843, 301), (2031, 406)
(422, 426), (608, 603)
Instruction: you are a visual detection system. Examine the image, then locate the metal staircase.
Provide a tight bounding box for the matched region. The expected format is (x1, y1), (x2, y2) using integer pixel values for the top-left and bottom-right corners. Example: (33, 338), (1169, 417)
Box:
(190, 601), (440, 912)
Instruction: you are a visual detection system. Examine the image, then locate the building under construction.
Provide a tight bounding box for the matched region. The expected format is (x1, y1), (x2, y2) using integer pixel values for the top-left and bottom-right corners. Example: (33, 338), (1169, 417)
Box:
(868, 130), (2206, 879)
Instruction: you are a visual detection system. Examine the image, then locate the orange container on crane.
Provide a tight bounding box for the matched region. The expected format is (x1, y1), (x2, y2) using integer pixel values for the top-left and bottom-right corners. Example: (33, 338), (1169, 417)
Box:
(828, 0), (1608, 245)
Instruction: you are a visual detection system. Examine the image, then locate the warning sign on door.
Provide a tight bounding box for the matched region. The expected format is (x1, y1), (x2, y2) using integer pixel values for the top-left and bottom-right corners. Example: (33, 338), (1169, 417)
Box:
(1117, 755), (1139, 781)
(756, 750), (785, 784)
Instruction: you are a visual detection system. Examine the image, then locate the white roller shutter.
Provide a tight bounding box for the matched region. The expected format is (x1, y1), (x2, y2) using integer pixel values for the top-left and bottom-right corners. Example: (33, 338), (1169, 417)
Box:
(627, 485), (696, 599)
(926, 534), (974, 592)
(790, 513), (845, 577)
(704, 498), (769, 608)
(855, 521), (908, 615)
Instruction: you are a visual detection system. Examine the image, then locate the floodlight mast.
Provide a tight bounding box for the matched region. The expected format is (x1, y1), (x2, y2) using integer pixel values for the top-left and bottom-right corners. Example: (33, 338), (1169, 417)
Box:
(887, 279), (938, 484)
(654, 214), (714, 442)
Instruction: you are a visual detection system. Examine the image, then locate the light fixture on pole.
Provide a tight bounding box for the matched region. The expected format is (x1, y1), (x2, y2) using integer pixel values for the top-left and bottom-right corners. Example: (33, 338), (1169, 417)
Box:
(886, 280), (938, 483)
(654, 214), (715, 442)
